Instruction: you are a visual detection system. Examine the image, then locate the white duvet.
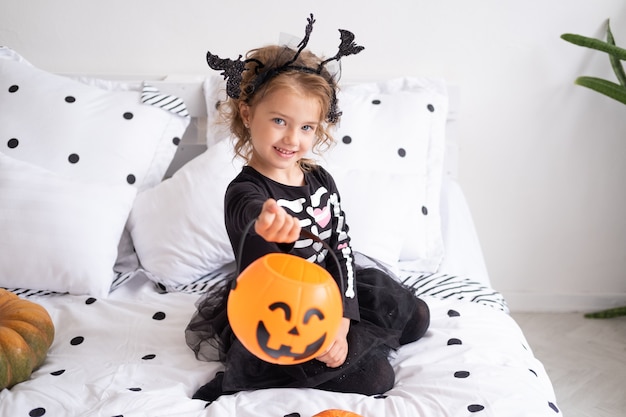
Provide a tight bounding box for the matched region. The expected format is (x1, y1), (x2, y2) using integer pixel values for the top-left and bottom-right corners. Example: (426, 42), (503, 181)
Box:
(0, 276), (560, 417)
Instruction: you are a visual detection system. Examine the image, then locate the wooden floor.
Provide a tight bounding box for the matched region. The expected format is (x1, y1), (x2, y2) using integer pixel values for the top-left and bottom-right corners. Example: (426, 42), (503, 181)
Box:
(511, 312), (626, 417)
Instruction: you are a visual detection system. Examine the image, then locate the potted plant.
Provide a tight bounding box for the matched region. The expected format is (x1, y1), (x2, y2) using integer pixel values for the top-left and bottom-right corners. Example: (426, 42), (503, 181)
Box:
(561, 20), (626, 104)
(561, 21), (626, 318)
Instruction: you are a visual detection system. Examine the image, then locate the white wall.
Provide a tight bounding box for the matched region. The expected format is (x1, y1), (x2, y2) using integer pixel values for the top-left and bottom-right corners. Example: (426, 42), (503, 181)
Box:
(2, 0), (625, 312)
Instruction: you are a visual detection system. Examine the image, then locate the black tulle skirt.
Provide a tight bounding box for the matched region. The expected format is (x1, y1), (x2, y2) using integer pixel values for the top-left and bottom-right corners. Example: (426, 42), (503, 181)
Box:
(185, 265), (430, 396)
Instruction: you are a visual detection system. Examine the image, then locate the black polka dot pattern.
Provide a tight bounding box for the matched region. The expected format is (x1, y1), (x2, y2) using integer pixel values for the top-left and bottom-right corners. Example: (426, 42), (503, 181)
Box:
(0, 60), (192, 250)
(444, 309), (485, 412)
(28, 306), (177, 415)
(7, 98), (136, 186)
(335, 96), (430, 162)
(29, 408), (46, 417)
(70, 336), (84, 346)
(7, 138), (19, 148)
(152, 311), (166, 320)
(441, 307), (560, 414)
(3, 86), (159, 181)
(468, 404), (485, 412)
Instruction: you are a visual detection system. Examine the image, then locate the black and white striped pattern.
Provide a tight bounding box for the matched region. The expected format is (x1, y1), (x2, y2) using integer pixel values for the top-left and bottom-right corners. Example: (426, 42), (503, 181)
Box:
(4, 268), (508, 313)
(400, 272), (509, 313)
(2, 271), (142, 298)
(162, 268), (236, 294)
(141, 84), (190, 118)
(1, 287), (63, 298)
(162, 266), (509, 313)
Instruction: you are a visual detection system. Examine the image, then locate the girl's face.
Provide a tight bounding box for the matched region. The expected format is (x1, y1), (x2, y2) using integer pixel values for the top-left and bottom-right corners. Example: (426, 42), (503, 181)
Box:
(240, 87), (321, 185)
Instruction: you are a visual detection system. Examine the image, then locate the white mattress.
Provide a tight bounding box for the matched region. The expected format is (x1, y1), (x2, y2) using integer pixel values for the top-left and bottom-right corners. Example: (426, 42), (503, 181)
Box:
(0, 181), (560, 417)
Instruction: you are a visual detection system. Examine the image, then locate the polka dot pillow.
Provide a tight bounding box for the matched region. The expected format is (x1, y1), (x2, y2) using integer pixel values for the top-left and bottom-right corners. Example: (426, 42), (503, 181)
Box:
(0, 47), (189, 190)
(322, 77), (448, 271)
(0, 47), (190, 296)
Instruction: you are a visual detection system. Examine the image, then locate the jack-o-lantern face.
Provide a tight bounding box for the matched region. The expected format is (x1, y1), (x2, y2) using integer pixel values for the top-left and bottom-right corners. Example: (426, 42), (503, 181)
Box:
(227, 253), (343, 365)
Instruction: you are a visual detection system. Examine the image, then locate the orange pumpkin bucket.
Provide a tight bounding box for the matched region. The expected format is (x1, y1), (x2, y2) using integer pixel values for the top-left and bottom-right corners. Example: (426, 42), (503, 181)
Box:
(227, 252), (343, 365)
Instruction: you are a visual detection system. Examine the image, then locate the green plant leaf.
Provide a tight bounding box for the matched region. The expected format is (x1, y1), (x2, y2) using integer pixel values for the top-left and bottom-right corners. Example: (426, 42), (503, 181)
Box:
(561, 33), (626, 60)
(584, 305), (626, 318)
(575, 76), (626, 105)
(606, 21), (626, 86)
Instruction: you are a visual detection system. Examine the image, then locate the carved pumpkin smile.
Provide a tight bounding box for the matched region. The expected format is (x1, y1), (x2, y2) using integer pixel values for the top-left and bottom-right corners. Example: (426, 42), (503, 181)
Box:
(256, 320), (326, 361)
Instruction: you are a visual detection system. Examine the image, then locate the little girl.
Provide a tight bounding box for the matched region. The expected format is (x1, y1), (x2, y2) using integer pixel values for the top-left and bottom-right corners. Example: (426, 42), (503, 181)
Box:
(185, 14), (430, 403)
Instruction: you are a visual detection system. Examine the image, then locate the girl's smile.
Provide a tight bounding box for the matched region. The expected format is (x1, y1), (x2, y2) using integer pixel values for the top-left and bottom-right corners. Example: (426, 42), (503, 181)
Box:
(274, 146), (296, 157)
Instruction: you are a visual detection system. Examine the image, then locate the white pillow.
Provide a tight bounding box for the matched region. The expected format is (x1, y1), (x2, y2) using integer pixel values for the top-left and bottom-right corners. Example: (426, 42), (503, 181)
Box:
(127, 139), (242, 287)
(0, 46), (191, 292)
(0, 47), (189, 191)
(337, 170), (417, 269)
(322, 77), (448, 271)
(0, 153), (136, 297)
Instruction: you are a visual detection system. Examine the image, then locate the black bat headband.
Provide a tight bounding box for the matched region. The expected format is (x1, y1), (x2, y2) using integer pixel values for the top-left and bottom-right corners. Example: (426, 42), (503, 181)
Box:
(206, 13), (364, 123)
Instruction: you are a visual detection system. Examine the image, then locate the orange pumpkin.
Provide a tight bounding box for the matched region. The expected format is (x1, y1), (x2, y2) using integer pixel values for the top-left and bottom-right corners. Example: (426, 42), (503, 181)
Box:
(312, 410), (364, 417)
(0, 289), (55, 390)
(227, 253), (343, 365)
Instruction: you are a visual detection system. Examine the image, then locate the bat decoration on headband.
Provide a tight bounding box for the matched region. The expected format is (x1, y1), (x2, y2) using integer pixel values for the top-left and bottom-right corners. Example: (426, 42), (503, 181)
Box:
(318, 29), (365, 70)
(205, 12), (364, 122)
(205, 53), (263, 100)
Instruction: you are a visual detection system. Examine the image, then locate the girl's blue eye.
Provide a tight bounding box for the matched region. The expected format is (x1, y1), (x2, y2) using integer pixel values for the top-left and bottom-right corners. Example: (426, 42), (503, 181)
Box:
(273, 118), (285, 125)
(302, 125), (314, 132)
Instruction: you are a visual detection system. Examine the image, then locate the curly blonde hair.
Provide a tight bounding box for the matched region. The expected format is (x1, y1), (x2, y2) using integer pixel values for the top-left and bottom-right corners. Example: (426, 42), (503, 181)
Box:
(219, 45), (339, 169)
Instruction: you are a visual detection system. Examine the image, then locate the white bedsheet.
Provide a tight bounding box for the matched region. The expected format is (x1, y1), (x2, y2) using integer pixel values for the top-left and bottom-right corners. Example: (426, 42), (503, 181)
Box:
(0, 276), (560, 417)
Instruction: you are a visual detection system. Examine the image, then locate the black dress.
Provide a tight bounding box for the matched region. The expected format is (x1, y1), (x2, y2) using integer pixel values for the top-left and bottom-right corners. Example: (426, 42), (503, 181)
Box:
(185, 166), (430, 401)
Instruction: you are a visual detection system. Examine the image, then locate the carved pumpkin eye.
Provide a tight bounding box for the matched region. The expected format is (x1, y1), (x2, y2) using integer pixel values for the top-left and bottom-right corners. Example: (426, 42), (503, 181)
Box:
(303, 308), (324, 324)
(269, 302), (292, 321)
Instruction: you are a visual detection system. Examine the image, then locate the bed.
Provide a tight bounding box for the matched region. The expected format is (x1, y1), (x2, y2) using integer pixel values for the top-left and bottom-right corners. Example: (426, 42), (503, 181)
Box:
(0, 46), (561, 417)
